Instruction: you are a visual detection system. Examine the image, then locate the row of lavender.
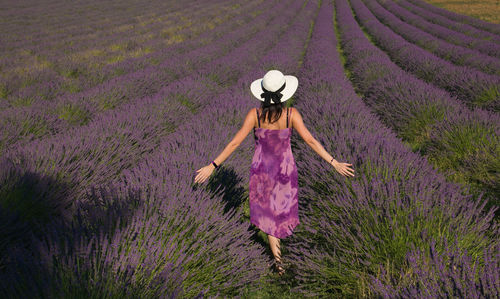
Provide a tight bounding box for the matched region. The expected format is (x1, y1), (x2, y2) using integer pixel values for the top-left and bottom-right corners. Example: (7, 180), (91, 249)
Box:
(352, 0), (500, 112)
(406, 0), (500, 36)
(0, 0), (274, 156)
(371, 0), (500, 74)
(396, 0), (500, 44)
(0, 0), (319, 297)
(381, 0), (500, 58)
(275, 1), (497, 297)
(3, 0), (306, 203)
(0, 0), (232, 100)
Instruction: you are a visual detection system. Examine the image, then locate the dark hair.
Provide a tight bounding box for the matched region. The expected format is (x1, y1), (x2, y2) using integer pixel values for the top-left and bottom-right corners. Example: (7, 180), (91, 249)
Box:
(259, 101), (285, 124)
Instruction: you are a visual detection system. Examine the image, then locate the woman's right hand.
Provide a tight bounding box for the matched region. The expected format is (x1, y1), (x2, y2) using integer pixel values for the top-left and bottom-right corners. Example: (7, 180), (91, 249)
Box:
(332, 161), (355, 177)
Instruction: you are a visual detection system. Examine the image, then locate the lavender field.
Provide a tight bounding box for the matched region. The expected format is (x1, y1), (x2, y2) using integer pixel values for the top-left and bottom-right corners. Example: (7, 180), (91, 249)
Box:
(0, 0), (498, 297)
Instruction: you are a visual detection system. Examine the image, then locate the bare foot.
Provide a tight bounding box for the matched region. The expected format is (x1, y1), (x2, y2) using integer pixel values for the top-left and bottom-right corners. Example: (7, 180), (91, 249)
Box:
(276, 264), (285, 276)
(274, 258), (285, 276)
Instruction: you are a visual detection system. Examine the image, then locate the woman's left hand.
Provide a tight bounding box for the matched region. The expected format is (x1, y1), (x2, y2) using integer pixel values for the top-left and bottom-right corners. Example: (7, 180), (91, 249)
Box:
(194, 164), (215, 184)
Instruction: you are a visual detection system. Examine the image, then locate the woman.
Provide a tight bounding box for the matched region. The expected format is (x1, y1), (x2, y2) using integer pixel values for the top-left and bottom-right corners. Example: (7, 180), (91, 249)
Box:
(194, 70), (355, 276)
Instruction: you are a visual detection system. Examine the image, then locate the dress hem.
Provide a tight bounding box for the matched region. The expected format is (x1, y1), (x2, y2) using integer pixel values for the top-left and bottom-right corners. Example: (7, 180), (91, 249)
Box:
(250, 219), (299, 239)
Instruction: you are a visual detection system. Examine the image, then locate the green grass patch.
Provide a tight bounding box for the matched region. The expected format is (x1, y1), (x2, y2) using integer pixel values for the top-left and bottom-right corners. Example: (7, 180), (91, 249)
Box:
(474, 84), (500, 107)
(96, 93), (128, 111)
(57, 103), (90, 125)
(421, 39), (440, 52)
(61, 79), (83, 93)
(106, 54), (125, 64)
(399, 103), (447, 153)
(364, 64), (393, 82)
(61, 67), (83, 79)
(239, 272), (300, 298)
(162, 119), (177, 134)
(426, 121), (500, 204)
(176, 94), (198, 113)
(20, 117), (50, 137)
(149, 57), (161, 65)
(0, 83), (10, 98)
(413, 60), (438, 82)
(11, 96), (35, 107)
(112, 67), (127, 76)
(334, 17), (353, 81)
(19, 76), (38, 89)
(297, 19), (316, 69)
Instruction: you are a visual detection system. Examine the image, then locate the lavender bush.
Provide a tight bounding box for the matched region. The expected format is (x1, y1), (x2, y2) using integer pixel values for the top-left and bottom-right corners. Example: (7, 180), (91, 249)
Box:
(369, 234), (500, 298)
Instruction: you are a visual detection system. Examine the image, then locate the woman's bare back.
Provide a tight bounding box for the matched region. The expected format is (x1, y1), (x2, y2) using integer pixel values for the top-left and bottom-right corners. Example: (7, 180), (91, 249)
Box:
(255, 107), (293, 130)
(255, 107), (316, 145)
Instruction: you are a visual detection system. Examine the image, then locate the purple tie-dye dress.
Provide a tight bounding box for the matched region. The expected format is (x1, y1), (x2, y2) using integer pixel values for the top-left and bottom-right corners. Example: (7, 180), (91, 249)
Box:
(249, 107), (299, 238)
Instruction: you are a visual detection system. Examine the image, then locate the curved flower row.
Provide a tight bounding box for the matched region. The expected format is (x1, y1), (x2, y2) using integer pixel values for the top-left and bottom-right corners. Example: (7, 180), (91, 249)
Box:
(372, 0), (500, 69)
(353, 0), (500, 112)
(406, 0), (500, 36)
(396, 0), (500, 45)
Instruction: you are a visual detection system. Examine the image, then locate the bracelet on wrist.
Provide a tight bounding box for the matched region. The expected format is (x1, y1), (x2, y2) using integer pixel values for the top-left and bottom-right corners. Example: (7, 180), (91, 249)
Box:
(212, 161), (219, 168)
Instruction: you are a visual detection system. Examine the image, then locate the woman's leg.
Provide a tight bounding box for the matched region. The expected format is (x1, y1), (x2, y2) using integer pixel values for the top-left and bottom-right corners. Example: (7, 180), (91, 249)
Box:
(268, 234), (285, 274)
(267, 234), (281, 261)
(267, 234), (283, 263)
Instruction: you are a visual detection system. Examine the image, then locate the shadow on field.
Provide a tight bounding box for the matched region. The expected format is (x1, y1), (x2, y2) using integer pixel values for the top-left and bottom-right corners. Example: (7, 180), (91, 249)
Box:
(205, 166), (247, 215)
(0, 154), (145, 296)
(202, 165), (277, 262)
(0, 156), (75, 296)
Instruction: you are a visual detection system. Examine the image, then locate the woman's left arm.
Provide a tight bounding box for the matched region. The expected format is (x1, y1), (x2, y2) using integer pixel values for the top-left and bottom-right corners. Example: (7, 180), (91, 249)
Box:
(194, 108), (255, 184)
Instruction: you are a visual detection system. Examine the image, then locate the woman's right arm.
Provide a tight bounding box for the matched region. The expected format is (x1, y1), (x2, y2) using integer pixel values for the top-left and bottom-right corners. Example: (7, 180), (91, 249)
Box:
(291, 107), (338, 166)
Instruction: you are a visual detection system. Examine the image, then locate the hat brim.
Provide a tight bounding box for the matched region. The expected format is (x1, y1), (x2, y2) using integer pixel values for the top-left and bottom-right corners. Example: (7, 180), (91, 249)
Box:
(250, 75), (298, 103)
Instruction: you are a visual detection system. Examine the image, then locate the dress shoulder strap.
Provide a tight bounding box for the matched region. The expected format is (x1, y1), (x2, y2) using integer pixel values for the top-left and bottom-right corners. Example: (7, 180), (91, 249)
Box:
(256, 108), (260, 128)
(286, 107), (289, 128)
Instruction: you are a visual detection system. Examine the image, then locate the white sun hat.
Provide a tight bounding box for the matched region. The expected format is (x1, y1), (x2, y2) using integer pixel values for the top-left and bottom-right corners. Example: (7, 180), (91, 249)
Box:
(250, 70), (298, 104)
